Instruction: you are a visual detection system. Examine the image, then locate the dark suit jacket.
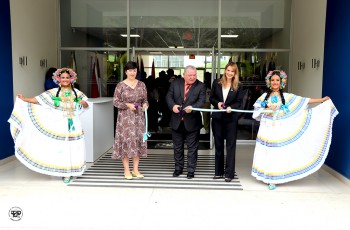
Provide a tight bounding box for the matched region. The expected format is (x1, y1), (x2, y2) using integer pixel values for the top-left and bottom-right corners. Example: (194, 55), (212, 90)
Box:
(209, 79), (244, 120)
(166, 78), (206, 132)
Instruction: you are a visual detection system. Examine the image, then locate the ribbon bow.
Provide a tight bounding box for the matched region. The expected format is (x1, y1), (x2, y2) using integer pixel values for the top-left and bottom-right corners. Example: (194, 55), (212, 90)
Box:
(281, 104), (290, 113)
(143, 132), (151, 142)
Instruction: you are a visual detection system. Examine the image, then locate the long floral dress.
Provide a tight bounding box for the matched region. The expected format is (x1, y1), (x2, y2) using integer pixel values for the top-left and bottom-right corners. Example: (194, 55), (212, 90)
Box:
(112, 81), (148, 159)
(251, 93), (338, 184)
(8, 88), (88, 177)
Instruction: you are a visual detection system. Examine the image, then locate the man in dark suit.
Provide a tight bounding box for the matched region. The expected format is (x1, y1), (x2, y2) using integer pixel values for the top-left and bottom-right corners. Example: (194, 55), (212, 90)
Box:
(166, 65), (206, 179)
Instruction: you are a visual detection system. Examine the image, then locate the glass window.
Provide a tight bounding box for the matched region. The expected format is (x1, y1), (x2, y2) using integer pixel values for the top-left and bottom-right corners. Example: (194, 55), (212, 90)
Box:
(221, 0), (291, 49)
(60, 0), (291, 49)
(59, 0), (292, 141)
(60, 0), (127, 47)
(130, 0), (218, 49)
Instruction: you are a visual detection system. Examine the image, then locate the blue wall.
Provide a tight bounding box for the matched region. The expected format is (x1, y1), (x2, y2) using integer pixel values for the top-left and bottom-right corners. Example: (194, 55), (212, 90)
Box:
(0, 0), (14, 160)
(323, 0), (350, 179)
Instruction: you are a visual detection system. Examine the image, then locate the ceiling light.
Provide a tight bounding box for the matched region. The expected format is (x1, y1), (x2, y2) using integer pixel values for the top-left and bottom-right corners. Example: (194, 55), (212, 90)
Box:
(221, 35), (239, 38)
(149, 51), (163, 55)
(120, 34), (140, 37)
(168, 46), (184, 48)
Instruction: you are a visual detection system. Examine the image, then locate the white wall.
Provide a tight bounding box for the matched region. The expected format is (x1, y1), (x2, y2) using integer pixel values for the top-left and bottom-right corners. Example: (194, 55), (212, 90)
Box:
(290, 0), (327, 98)
(11, 0), (59, 98)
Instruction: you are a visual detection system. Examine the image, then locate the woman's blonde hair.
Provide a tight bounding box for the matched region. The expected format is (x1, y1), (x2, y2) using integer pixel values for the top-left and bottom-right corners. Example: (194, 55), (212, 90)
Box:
(219, 62), (240, 91)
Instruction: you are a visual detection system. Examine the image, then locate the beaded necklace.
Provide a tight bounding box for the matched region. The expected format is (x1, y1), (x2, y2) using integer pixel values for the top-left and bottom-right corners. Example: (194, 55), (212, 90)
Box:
(60, 88), (75, 119)
(51, 87), (80, 131)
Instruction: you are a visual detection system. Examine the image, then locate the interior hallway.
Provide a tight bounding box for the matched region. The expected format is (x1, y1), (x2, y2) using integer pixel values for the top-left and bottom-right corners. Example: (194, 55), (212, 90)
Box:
(1, 144), (350, 230)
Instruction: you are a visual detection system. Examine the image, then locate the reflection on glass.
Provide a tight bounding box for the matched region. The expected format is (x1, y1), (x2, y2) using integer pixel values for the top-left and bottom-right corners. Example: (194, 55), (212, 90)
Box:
(221, 0), (291, 49)
(59, 0), (292, 141)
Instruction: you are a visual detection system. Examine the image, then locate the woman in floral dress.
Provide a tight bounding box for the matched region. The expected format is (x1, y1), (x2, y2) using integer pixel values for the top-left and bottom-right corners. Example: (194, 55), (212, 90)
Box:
(251, 70), (338, 190)
(112, 61), (148, 179)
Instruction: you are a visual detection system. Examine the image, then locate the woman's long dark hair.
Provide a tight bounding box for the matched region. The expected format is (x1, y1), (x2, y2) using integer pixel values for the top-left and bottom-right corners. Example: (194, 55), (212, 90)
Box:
(263, 70), (285, 108)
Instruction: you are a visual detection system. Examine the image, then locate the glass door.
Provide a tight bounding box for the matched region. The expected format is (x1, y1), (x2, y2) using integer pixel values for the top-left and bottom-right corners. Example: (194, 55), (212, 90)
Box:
(132, 48), (214, 149)
(219, 50), (290, 141)
(59, 0), (292, 147)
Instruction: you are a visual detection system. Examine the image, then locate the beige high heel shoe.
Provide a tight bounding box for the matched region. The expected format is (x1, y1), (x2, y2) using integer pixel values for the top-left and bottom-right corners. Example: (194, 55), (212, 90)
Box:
(131, 170), (144, 179)
(124, 173), (133, 180)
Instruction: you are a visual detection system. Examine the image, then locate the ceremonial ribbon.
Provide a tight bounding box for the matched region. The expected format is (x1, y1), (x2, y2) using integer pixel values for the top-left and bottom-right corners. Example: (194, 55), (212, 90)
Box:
(142, 106), (281, 142)
(134, 103), (151, 142)
(143, 108), (151, 142)
(187, 107), (281, 120)
(189, 107), (272, 114)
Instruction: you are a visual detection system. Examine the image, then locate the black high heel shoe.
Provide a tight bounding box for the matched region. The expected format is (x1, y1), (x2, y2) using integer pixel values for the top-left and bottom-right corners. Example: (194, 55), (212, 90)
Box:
(213, 175), (224, 179)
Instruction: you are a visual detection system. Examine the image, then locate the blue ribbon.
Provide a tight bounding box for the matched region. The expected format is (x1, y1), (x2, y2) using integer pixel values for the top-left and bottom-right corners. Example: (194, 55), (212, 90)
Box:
(143, 108), (151, 142)
(271, 95), (279, 103)
(143, 132), (151, 142)
(281, 104), (290, 113)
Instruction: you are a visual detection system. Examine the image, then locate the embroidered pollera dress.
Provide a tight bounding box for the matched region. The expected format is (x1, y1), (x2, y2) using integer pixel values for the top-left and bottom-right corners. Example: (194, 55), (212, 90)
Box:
(251, 93), (338, 184)
(8, 88), (88, 177)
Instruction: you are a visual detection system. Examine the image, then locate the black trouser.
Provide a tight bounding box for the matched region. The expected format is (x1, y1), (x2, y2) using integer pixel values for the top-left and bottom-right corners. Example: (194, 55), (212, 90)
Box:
(212, 117), (238, 178)
(172, 122), (200, 174)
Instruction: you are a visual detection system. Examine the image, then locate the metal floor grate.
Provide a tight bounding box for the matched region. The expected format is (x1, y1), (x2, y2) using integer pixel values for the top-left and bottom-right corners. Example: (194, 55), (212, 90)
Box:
(68, 152), (242, 190)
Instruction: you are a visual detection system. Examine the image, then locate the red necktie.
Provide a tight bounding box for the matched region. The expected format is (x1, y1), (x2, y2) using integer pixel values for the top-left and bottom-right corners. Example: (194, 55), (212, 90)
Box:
(184, 83), (191, 100)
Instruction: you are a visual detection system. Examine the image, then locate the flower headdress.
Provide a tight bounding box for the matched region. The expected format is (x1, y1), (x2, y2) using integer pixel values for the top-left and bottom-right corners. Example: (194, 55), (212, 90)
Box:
(52, 68), (77, 85)
(265, 70), (287, 89)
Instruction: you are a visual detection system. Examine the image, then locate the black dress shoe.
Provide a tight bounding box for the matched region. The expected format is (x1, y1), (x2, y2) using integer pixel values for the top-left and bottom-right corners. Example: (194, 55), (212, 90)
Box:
(187, 173), (194, 179)
(173, 170), (183, 177)
(225, 178), (232, 182)
(213, 175), (224, 179)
